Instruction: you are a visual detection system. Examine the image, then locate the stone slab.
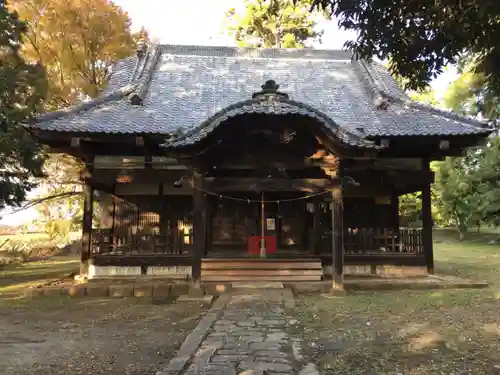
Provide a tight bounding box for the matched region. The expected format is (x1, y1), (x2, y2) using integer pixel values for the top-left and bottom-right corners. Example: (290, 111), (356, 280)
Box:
(64, 286), (86, 297)
(85, 284), (109, 297)
(177, 295), (214, 304)
(134, 285), (154, 297)
(299, 363), (320, 375)
(153, 284), (172, 298)
(108, 284), (134, 298)
(232, 282), (284, 289)
(238, 370), (264, 375)
(156, 294), (231, 375)
(170, 283), (190, 297)
(24, 287), (45, 298)
(43, 286), (63, 297)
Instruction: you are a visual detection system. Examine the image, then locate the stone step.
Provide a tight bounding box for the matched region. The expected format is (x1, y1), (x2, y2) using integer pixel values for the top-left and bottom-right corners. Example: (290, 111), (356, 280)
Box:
(231, 282), (284, 289)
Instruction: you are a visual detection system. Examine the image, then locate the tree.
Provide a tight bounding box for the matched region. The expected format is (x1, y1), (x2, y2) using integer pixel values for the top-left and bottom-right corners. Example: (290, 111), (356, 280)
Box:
(0, 3), (47, 210)
(471, 138), (500, 226)
(310, 0), (500, 97)
(10, 0), (140, 108)
(7, 0), (143, 231)
(443, 55), (500, 125)
(435, 152), (484, 239)
(226, 0), (323, 48)
(33, 155), (84, 242)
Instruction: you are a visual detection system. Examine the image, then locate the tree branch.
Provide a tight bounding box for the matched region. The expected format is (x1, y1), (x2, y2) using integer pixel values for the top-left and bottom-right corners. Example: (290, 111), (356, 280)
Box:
(0, 191), (83, 218)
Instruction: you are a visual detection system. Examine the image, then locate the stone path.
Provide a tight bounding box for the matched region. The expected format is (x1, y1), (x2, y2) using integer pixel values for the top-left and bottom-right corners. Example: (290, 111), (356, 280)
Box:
(182, 289), (297, 375)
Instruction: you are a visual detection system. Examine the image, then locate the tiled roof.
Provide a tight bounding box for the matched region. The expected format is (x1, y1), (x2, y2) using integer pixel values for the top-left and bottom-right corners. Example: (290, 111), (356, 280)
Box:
(166, 96), (378, 149)
(29, 44), (493, 146)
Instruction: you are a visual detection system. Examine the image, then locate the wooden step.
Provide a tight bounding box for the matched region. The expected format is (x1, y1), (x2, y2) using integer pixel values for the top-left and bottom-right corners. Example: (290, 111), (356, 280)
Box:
(202, 269), (322, 276)
(202, 275), (322, 282)
(201, 262), (322, 270)
(200, 258), (323, 282)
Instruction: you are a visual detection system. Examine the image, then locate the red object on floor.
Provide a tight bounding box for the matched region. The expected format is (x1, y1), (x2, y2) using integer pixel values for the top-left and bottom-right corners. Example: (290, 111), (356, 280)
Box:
(247, 236), (277, 254)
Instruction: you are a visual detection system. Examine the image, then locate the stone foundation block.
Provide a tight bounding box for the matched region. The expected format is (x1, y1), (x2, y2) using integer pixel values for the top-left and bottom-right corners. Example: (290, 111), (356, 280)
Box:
(109, 284), (134, 298)
(286, 282), (330, 294)
(64, 286), (86, 297)
(134, 284), (153, 297)
(344, 265), (372, 275)
(24, 287), (45, 298)
(147, 266), (192, 278)
(323, 265), (428, 277)
(153, 284), (171, 298)
(43, 286), (63, 297)
(88, 265), (142, 279)
(85, 284), (109, 297)
(177, 295), (214, 304)
(377, 265), (427, 277)
(170, 283), (190, 297)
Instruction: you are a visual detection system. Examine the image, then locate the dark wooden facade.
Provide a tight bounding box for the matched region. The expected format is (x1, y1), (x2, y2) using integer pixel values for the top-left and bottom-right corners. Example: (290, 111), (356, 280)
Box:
(27, 45), (492, 287)
(53, 108), (445, 287)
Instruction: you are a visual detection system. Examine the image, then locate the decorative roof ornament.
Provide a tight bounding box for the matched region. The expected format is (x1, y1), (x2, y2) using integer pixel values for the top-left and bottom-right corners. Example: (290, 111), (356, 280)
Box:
(136, 39), (148, 58)
(252, 80), (289, 102)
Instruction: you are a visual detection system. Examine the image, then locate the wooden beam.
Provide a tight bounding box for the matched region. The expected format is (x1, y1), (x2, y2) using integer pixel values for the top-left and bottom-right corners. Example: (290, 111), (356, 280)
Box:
(70, 137), (80, 147)
(135, 136), (145, 147)
(391, 189), (400, 230)
(421, 161), (434, 274)
(92, 255), (192, 267)
(192, 170), (206, 287)
(81, 176), (94, 276)
(439, 140), (450, 150)
(311, 200), (320, 255)
(331, 162), (344, 292)
(210, 178), (338, 192)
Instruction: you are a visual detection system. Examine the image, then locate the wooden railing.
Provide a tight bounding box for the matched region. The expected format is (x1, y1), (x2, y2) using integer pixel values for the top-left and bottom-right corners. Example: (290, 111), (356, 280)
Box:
(91, 228), (193, 255)
(344, 228), (423, 254)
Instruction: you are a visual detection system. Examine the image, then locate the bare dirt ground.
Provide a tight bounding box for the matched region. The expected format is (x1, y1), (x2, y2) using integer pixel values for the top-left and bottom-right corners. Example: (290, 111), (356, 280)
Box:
(0, 296), (207, 375)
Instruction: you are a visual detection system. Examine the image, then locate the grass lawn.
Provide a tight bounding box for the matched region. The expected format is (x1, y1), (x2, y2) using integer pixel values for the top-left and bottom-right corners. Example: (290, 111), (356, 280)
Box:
(292, 229), (500, 375)
(0, 256), (79, 296)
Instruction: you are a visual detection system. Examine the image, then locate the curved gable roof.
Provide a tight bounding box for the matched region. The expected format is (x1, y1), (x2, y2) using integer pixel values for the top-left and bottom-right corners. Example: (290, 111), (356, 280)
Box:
(165, 93), (378, 149)
(28, 44), (493, 142)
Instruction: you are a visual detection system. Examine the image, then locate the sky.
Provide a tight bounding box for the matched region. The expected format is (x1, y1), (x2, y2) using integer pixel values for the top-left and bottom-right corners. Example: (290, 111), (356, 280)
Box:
(0, 0), (458, 227)
(111, 0), (457, 97)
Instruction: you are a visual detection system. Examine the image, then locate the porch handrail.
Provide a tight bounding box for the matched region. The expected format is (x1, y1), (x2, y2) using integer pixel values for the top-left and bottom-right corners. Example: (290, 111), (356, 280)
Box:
(344, 227), (423, 254)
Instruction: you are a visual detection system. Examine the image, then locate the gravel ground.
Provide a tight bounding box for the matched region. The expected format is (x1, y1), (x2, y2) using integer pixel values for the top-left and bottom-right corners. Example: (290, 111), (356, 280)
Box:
(0, 297), (208, 375)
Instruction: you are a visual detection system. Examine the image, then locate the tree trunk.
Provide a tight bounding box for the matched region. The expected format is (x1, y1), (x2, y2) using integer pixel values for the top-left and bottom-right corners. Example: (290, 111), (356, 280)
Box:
(457, 221), (467, 241)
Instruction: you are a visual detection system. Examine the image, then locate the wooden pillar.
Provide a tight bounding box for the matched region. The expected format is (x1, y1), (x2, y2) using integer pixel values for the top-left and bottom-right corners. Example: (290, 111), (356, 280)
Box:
(192, 170), (206, 287)
(331, 185), (344, 290)
(391, 189), (400, 230)
(330, 160), (345, 292)
(421, 164), (434, 274)
(204, 196), (212, 256)
(81, 183), (94, 276)
(311, 200), (321, 255)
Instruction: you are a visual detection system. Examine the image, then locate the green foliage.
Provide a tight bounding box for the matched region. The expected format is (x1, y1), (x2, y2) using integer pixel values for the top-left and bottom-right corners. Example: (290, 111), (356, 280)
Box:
(398, 192), (421, 227)
(226, 0), (323, 48)
(0, 3), (48, 210)
(310, 0), (500, 97)
(443, 55), (500, 123)
(409, 89), (439, 106)
(472, 138), (500, 225)
(435, 154), (483, 238)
